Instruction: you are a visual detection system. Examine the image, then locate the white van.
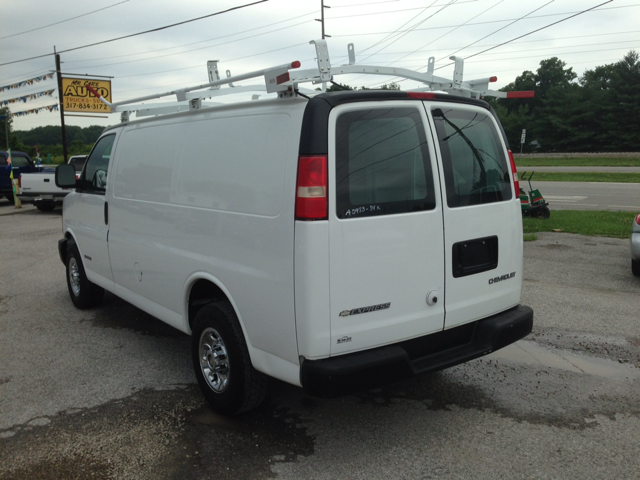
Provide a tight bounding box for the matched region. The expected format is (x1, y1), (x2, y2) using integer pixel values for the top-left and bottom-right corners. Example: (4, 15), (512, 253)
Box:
(56, 43), (533, 415)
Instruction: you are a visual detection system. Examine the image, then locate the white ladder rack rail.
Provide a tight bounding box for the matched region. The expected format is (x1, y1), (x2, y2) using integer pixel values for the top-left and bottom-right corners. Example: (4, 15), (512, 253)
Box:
(85, 61), (303, 121)
(85, 39), (533, 121)
(291, 39), (533, 100)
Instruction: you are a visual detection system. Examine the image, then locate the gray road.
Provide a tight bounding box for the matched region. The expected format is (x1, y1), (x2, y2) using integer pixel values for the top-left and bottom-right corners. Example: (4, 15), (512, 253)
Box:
(1, 205), (639, 480)
(522, 166), (640, 173)
(528, 181), (640, 212)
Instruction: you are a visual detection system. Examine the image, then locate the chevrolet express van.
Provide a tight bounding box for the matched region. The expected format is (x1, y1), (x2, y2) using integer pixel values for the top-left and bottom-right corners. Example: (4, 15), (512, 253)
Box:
(56, 88), (533, 415)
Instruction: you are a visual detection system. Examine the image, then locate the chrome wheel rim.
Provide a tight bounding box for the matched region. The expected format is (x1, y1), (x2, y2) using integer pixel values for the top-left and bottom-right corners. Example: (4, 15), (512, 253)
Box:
(69, 257), (81, 297)
(199, 327), (230, 393)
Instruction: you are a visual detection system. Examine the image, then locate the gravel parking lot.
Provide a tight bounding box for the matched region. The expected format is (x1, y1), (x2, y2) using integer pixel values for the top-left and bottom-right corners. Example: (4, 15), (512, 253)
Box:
(1, 202), (638, 480)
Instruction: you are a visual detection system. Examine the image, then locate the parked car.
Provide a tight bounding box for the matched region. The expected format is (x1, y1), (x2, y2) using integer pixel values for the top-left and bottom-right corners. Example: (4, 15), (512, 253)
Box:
(18, 155), (88, 211)
(632, 213), (640, 276)
(0, 150), (38, 203)
(68, 155), (87, 173)
(55, 44), (534, 415)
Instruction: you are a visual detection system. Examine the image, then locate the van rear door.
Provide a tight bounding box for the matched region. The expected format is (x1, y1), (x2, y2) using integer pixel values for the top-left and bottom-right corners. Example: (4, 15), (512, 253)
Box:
(328, 102), (445, 355)
(428, 104), (522, 329)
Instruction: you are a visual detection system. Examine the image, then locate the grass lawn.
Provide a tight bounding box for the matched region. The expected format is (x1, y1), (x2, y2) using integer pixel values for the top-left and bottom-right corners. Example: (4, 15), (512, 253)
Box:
(516, 157), (640, 167)
(523, 210), (636, 239)
(519, 172), (640, 183)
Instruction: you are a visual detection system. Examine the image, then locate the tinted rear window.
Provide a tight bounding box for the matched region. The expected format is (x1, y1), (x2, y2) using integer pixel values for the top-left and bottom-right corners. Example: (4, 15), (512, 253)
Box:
(335, 108), (435, 219)
(10, 154), (30, 167)
(432, 107), (512, 208)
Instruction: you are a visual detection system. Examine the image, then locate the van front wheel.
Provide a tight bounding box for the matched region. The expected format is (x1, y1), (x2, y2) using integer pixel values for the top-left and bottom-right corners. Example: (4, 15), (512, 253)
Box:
(191, 302), (267, 415)
(65, 242), (104, 309)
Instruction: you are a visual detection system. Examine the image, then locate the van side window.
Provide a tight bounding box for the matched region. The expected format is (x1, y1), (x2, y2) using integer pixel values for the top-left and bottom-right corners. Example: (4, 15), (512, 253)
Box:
(81, 135), (115, 194)
(432, 108), (512, 208)
(335, 108), (436, 219)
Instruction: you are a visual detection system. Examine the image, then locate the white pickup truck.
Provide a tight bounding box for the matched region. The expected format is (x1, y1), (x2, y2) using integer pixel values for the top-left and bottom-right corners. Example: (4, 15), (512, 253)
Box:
(18, 155), (87, 211)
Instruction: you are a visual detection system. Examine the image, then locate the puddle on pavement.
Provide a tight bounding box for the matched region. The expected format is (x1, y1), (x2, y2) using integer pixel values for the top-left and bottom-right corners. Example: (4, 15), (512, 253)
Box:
(0, 386), (315, 480)
(489, 340), (640, 380)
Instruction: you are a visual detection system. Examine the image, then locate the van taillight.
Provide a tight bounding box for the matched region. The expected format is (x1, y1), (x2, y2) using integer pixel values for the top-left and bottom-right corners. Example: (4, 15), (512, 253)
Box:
(296, 155), (327, 220)
(508, 150), (519, 196)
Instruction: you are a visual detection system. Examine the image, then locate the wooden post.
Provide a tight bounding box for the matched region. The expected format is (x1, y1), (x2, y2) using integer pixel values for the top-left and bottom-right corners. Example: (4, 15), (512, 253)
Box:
(55, 48), (68, 164)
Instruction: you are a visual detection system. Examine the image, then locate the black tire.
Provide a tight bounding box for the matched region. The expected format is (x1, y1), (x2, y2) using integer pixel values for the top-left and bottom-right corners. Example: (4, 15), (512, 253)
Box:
(35, 201), (55, 212)
(65, 241), (105, 309)
(191, 302), (267, 415)
(632, 259), (640, 277)
(540, 206), (550, 219)
(6, 194), (15, 204)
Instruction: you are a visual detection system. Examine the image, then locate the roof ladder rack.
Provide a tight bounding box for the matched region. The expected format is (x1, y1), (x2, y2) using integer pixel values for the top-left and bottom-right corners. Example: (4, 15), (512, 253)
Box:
(85, 39), (533, 121)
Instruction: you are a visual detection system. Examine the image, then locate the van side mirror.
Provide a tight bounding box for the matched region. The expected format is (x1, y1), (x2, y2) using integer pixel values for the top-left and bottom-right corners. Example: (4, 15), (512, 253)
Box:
(55, 163), (77, 188)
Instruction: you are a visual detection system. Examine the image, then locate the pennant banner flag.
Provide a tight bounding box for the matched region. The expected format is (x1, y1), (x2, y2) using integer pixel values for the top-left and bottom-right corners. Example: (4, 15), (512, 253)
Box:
(1, 89), (56, 106)
(9, 104), (59, 117)
(0, 73), (55, 92)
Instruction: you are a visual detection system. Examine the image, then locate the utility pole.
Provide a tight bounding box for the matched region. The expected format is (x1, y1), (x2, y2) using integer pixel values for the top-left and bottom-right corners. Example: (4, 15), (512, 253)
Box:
(316, 0), (331, 39)
(54, 47), (68, 163)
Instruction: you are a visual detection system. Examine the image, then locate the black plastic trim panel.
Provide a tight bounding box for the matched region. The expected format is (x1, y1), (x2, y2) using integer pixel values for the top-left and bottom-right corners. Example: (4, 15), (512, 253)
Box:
(300, 304), (533, 397)
(58, 238), (68, 264)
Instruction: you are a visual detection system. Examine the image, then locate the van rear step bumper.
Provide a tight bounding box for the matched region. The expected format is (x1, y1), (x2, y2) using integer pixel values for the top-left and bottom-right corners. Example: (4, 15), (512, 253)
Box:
(300, 304), (533, 397)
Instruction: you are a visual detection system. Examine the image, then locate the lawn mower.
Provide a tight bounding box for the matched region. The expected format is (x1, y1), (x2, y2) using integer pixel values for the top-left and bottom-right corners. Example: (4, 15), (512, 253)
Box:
(519, 171), (550, 218)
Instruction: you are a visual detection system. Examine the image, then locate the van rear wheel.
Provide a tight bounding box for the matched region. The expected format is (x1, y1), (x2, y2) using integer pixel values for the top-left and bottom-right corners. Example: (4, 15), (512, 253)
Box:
(191, 302), (267, 415)
(65, 241), (104, 309)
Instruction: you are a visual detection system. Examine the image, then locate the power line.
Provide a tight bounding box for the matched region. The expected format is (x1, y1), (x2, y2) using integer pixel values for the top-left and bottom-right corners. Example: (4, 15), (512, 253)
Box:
(117, 42), (308, 78)
(0, 0), (269, 67)
(321, 31), (640, 65)
(330, 0), (402, 8)
(356, 1), (440, 59)
(64, 19), (314, 71)
(396, 45), (639, 69)
(376, 39), (640, 65)
(325, 0), (479, 19)
(61, 10), (317, 66)
(357, 0), (616, 88)
(436, 0), (555, 62)
(0, 0), (131, 40)
(330, 3), (640, 38)
(357, 0), (459, 65)
(436, 0), (615, 69)
(390, 0), (505, 66)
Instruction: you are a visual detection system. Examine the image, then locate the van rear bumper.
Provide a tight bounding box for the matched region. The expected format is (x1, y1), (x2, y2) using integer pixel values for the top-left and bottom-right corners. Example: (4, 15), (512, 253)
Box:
(300, 304), (533, 397)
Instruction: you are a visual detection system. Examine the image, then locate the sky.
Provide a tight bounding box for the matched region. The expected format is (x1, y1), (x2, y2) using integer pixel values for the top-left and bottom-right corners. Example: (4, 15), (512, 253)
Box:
(1, 0), (638, 134)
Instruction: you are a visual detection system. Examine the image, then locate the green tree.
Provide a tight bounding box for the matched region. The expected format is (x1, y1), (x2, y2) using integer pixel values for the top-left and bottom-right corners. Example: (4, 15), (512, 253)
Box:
(0, 106), (13, 150)
(380, 82), (401, 90)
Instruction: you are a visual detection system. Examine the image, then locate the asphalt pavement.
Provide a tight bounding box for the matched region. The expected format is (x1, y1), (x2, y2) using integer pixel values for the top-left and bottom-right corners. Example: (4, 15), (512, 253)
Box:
(0, 203), (638, 480)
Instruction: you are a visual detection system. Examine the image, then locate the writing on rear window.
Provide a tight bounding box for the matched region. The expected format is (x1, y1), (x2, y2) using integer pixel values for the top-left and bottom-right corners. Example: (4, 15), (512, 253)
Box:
(344, 205), (382, 217)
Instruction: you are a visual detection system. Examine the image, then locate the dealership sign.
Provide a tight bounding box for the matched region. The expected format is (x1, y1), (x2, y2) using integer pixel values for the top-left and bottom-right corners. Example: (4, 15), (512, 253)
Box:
(62, 77), (112, 113)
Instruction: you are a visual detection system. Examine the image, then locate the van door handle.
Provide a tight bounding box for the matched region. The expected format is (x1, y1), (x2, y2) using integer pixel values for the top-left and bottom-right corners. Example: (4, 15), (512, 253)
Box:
(104, 202), (109, 225)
